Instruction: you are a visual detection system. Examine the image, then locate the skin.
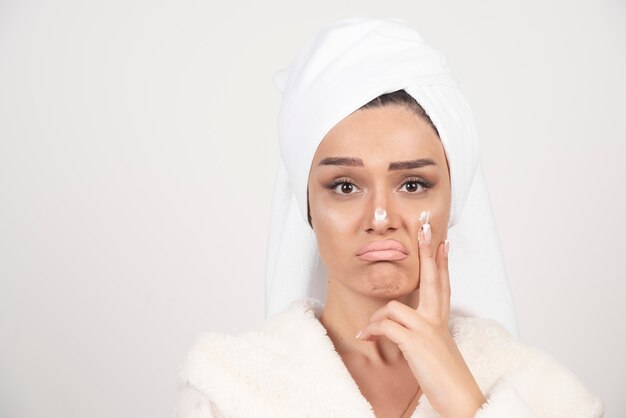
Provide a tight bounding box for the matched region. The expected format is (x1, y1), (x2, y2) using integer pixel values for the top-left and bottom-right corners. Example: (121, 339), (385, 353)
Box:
(307, 105), (486, 418)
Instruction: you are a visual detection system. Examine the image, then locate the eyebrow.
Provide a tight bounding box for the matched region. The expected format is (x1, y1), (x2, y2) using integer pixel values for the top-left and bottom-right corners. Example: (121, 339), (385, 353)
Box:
(317, 157), (437, 170)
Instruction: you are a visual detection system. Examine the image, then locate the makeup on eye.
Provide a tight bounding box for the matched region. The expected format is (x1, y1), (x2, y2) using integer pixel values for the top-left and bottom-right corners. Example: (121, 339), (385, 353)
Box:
(324, 175), (434, 195)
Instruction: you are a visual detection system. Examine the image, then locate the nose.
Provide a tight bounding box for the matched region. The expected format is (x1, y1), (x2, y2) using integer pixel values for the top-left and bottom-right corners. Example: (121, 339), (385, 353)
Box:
(374, 208), (387, 222)
(366, 192), (397, 234)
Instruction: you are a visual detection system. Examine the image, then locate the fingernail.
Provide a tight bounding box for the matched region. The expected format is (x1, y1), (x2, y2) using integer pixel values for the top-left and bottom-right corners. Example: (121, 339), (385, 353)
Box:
(422, 223), (431, 245)
(444, 239), (450, 257)
(355, 330), (363, 339)
(418, 210), (432, 245)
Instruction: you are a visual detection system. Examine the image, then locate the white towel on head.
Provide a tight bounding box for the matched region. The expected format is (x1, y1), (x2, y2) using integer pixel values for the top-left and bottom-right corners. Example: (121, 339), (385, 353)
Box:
(265, 17), (520, 338)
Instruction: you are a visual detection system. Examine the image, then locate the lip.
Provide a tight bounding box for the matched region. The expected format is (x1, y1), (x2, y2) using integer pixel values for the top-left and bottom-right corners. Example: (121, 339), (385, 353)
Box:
(356, 239), (408, 262)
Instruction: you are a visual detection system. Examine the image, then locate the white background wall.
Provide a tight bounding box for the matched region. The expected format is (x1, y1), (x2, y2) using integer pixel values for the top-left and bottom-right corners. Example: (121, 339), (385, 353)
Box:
(1, 0), (624, 417)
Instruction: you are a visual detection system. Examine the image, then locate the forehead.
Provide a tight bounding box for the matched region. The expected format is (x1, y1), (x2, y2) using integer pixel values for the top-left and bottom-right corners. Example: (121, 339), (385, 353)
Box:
(312, 105), (445, 166)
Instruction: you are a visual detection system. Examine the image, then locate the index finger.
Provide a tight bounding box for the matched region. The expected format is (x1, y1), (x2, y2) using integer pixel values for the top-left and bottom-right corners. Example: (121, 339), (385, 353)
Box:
(416, 210), (441, 319)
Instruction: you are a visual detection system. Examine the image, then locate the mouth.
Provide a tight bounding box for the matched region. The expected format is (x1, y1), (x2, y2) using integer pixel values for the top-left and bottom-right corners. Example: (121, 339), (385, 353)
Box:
(356, 239), (408, 262)
(357, 250), (408, 261)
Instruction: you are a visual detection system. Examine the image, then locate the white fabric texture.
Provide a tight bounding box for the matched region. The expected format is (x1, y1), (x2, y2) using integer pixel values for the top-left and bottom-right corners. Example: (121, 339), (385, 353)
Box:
(265, 17), (519, 337)
(174, 298), (604, 418)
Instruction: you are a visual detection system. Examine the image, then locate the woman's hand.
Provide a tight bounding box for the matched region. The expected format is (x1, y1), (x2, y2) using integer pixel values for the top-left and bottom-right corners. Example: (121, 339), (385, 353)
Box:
(355, 212), (487, 418)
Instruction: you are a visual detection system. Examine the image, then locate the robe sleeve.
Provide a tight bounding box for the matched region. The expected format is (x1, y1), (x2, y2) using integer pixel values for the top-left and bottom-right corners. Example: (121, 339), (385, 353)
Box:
(474, 376), (604, 418)
(474, 379), (538, 417)
(451, 316), (604, 418)
(472, 341), (604, 418)
(173, 382), (219, 418)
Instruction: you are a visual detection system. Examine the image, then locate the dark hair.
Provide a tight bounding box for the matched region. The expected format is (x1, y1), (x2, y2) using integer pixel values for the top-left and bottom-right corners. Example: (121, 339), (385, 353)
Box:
(306, 89), (440, 229)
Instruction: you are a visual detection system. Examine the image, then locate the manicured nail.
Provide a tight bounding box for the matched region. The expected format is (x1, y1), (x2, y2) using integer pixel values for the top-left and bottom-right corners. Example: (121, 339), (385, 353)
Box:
(418, 210), (432, 245)
(422, 223), (431, 245)
(444, 239), (450, 257)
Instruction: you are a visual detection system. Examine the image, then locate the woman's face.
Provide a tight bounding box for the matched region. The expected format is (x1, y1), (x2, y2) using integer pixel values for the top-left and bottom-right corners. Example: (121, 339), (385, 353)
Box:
(307, 104), (451, 299)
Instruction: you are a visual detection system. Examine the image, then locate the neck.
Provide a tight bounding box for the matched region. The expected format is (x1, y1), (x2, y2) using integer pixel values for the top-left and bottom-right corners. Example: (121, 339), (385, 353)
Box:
(318, 281), (417, 365)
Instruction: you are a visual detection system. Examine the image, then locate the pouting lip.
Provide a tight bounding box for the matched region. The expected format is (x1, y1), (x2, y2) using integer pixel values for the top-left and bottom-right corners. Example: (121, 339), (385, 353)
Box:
(356, 239), (408, 256)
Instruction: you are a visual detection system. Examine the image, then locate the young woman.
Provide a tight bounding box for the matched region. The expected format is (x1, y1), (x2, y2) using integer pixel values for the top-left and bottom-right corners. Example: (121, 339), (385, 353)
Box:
(174, 18), (604, 418)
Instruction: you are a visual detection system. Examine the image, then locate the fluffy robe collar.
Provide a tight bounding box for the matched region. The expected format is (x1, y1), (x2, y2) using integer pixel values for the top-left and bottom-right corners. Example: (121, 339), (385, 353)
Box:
(177, 297), (602, 418)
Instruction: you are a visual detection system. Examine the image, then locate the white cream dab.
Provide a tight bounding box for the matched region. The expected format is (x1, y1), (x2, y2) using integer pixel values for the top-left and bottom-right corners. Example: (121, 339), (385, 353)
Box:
(374, 208), (387, 222)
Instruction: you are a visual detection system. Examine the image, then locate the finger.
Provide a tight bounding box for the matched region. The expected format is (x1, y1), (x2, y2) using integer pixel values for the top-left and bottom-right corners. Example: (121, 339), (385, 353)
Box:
(417, 211), (441, 318)
(367, 300), (425, 332)
(437, 239), (451, 321)
(356, 318), (412, 345)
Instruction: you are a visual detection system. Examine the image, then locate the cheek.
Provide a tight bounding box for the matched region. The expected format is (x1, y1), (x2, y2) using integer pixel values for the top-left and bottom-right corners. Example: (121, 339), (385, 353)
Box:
(311, 199), (358, 258)
(310, 187), (354, 229)
(315, 205), (355, 242)
(428, 196), (450, 242)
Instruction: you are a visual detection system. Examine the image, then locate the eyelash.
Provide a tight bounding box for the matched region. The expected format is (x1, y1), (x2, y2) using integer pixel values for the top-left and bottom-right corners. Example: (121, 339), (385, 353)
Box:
(325, 176), (433, 195)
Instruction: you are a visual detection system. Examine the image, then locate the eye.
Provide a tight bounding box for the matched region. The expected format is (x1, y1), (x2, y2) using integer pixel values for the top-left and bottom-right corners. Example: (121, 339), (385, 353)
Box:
(326, 177), (361, 195)
(399, 176), (433, 193)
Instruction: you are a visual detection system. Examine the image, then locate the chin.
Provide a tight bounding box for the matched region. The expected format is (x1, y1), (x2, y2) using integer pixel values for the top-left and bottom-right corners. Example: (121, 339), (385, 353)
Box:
(365, 272), (414, 295)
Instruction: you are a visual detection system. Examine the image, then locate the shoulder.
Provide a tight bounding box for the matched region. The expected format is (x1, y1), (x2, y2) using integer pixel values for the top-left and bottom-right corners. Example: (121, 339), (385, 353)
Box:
(176, 298), (322, 403)
(449, 315), (604, 417)
(175, 326), (289, 417)
(177, 324), (287, 391)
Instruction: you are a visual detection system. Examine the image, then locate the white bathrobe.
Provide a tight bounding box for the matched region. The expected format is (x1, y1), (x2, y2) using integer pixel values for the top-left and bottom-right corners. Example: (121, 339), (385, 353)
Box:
(174, 298), (604, 418)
